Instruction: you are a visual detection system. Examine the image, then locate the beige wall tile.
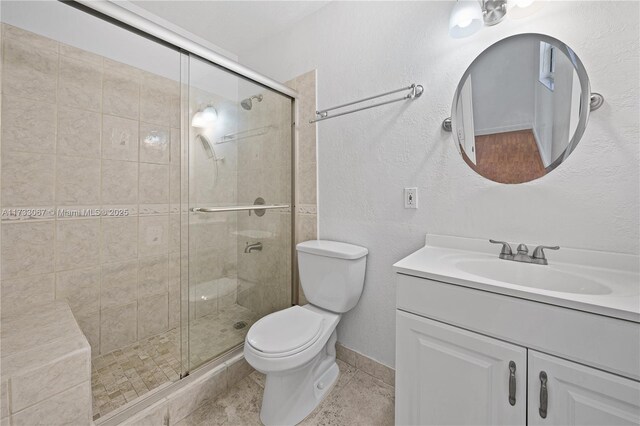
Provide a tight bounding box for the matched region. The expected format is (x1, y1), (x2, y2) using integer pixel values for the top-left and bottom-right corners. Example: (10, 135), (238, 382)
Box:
(100, 302), (137, 353)
(3, 24), (58, 52)
(196, 294), (217, 318)
(168, 290), (180, 330)
(55, 219), (101, 271)
(226, 358), (253, 388)
(218, 278), (237, 308)
(1, 95), (56, 154)
(10, 345), (90, 412)
(102, 115), (139, 161)
(10, 381), (92, 426)
(1, 151), (55, 207)
(101, 159), (138, 205)
(299, 122), (317, 165)
(139, 215), (169, 256)
(195, 248), (225, 283)
(298, 162), (317, 205)
(58, 55), (102, 112)
(168, 253), (181, 328)
(55, 267), (100, 314)
(57, 107), (101, 158)
(138, 293), (168, 339)
(59, 43), (102, 67)
(56, 156), (101, 206)
(1, 380), (8, 420)
(103, 60), (140, 120)
(167, 366), (228, 424)
(140, 123), (170, 164)
(336, 342), (357, 367)
(170, 164), (181, 204)
(140, 73), (174, 125)
(139, 163), (169, 204)
(118, 398), (168, 426)
(1, 273), (55, 317)
(2, 37), (57, 102)
(296, 213), (317, 243)
(101, 260), (137, 309)
(138, 255), (168, 297)
(74, 310), (100, 356)
(1, 221), (55, 280)
(170, 127), (181, 164)
(169, 214), (181, 254)
(101, 217), (138, 263)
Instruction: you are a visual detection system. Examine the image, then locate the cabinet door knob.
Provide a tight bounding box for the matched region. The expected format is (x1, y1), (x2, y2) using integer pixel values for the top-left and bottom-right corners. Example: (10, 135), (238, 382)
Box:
(539, 371), (548, 418)
(508, 361), (517, 406)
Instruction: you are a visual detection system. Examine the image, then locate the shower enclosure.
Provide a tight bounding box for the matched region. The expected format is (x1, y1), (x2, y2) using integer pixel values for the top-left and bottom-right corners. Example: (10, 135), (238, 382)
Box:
(0, 1), (294, 421)
(183, 56), (294, 372)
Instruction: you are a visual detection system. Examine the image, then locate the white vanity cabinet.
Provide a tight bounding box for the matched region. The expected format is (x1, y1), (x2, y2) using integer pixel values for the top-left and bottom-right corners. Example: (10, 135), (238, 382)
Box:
(528, 351), (640, 426)
(395, 275), (640, 426)
(396, 311), (527, 425)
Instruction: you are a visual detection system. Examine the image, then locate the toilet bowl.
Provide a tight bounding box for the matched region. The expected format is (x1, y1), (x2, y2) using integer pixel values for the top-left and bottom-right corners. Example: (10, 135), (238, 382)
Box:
(244, 240), (368, 426)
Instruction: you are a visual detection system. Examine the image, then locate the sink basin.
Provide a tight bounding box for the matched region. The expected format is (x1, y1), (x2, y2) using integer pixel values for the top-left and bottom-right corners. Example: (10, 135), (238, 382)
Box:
(455, 259), (613, 295)
(393, 235), (640, 322)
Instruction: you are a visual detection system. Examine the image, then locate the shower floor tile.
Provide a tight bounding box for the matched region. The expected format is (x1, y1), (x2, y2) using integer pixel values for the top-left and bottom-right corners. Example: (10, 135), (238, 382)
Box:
(91, 304), (257, 421)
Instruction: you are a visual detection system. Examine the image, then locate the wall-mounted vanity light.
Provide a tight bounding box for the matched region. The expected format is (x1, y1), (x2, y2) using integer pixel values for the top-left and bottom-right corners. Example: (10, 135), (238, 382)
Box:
(449, 0), (543, 38)
(191, 105), (218, 128)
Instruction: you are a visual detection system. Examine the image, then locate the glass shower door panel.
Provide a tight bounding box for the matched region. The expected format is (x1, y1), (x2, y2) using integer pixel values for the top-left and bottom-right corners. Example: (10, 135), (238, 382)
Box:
(186, 56), (292, 371)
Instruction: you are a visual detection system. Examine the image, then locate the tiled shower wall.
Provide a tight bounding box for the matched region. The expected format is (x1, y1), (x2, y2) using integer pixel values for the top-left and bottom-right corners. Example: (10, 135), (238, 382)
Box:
(235, 86), (293, 317)
(188, 87), (239, 320)
(288, 70), (318, 305)
(0, 24), (182, 357)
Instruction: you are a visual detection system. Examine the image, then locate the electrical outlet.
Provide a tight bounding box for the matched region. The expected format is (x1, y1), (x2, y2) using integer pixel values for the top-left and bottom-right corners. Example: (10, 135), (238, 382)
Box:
(404, 187), (418, 209)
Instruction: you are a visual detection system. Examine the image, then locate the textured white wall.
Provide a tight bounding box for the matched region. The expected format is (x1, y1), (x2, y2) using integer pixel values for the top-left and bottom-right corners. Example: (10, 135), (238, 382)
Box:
(240, 1), (639, 368)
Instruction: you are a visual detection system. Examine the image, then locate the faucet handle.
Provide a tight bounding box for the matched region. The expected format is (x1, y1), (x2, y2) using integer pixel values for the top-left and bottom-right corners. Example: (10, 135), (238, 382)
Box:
(532, 245), (559, 260)
(516, 243), (529, 255)
(489, 239), (513, 257)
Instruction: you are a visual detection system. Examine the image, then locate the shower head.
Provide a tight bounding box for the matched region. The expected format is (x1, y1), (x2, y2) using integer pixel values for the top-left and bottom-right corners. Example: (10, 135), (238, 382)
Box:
(241, 94), (263, 110)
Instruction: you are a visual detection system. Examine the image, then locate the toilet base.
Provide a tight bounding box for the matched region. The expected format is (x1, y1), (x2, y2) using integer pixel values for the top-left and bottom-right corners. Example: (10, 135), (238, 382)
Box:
(259, 331), (339, 426)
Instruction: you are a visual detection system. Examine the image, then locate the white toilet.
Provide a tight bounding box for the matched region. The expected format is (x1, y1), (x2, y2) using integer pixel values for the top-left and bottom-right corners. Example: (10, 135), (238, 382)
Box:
(244, 240), (368, 425)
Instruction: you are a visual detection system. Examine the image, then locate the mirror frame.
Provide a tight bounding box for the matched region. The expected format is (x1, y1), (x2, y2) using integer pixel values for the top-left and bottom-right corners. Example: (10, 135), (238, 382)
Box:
(451, 33), (592, 182)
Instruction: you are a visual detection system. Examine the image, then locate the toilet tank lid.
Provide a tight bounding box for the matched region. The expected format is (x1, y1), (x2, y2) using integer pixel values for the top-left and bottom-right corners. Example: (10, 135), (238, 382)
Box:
(297, 240), (368, 260)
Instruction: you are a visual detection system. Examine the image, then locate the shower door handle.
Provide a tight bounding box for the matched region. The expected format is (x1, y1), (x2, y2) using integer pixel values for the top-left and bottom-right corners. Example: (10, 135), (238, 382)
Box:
(191, 204), (289, 213)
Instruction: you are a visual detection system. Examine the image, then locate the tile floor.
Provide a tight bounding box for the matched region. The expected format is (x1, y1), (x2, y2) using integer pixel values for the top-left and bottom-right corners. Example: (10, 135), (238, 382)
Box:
(91, 304), (257, 420)
(175, 359), (395, 426)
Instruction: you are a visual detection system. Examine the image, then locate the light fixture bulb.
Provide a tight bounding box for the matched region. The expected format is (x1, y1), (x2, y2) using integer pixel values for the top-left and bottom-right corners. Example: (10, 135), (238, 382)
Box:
(449, 0), (483, 39)
(458, 17), (473, 28)
(191, 105), (218, 128)
(508, 0), (544, 18)
(510, 0), (535, 8)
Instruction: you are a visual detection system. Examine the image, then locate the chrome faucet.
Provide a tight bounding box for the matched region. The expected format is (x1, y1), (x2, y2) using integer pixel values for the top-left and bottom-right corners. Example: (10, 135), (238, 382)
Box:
(244, 242), (263, 253)
(489, 240), (559, 265)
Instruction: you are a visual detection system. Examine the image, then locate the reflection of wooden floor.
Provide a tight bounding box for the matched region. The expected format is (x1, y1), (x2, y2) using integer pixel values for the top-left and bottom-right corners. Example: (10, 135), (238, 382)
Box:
(474, 130), (546, 184)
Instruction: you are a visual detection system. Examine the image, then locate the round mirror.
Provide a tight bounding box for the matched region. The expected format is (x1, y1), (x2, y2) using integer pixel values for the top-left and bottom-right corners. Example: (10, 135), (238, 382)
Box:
(451, 34), (592, 184)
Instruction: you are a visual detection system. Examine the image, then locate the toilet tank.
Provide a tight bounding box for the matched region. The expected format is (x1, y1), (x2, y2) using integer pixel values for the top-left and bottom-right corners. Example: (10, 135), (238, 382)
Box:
(296, 240), (368, 313)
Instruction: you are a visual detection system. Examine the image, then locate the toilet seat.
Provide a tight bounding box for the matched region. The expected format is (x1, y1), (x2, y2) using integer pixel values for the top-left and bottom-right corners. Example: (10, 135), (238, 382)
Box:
(247, 306), (324, 358)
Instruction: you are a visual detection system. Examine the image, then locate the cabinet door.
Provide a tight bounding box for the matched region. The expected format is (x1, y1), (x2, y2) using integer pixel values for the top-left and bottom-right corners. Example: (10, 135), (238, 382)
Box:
(396, 310), (527, 425)
(528, 350), (640, 425)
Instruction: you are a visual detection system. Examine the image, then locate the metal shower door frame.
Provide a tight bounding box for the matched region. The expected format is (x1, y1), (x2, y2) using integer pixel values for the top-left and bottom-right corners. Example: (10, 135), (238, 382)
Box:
(66, 0), (299, 377)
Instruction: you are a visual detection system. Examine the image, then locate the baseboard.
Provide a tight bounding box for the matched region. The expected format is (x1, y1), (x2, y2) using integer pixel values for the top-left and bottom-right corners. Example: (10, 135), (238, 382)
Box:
(474, 123), (532, 136)
(336, 343), (395, 387)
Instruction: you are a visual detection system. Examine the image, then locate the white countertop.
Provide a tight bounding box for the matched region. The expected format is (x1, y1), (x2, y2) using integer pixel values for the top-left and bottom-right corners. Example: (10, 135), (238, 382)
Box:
(393, 235), (640, 323)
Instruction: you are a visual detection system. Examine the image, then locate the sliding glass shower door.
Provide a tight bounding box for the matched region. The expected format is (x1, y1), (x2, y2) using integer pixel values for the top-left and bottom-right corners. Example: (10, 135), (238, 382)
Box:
(184, 55), (293, 372)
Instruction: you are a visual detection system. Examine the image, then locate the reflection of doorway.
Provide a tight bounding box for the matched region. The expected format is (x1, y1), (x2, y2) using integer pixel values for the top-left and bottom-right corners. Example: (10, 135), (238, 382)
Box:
(459, 78), (476, 163)
(475, 129), (546, 184)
